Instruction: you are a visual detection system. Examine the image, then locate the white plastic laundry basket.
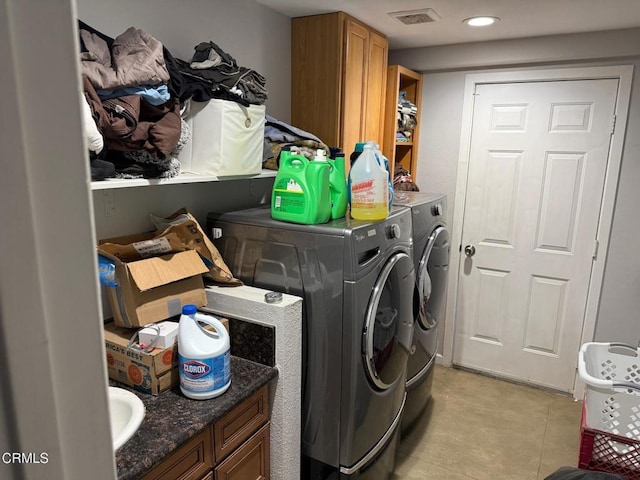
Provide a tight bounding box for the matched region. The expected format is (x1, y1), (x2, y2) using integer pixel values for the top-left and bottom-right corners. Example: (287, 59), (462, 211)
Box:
(578, 342), (640, 446)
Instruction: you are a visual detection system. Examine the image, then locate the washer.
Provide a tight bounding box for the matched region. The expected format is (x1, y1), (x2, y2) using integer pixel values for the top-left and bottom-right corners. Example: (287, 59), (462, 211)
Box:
(208, 206), (415, 479)
(392, 192), (450, 431)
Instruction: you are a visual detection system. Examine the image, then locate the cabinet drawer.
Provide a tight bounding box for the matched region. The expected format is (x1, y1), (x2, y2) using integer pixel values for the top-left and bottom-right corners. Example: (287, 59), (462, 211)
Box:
(214, 385), (269, 463)
(215, 422), (270, 480)
(141, 427), (212, 480)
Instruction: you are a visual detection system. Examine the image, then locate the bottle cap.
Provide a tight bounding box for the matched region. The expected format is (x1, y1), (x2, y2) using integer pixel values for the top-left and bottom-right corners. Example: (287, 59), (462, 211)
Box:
(182, 304), (197, 315)
(314, 149), (327, 161)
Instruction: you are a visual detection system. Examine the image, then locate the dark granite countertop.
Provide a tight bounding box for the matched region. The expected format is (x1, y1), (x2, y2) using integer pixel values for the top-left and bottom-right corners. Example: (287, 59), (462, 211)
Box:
(113, 356), (278, 480)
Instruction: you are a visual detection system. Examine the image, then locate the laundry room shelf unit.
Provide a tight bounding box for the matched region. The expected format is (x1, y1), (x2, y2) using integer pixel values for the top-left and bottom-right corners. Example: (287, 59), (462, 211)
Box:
(383, 65), (423, 179)
(90, 170), (277, 190)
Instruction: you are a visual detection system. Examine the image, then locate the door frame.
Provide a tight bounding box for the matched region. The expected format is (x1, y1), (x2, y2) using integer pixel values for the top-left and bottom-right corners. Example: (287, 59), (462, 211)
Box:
(442, 65), (633, 399)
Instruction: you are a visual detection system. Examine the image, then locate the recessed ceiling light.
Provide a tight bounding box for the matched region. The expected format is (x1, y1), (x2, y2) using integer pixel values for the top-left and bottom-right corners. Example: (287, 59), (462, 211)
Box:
(463, 16), (500, 27)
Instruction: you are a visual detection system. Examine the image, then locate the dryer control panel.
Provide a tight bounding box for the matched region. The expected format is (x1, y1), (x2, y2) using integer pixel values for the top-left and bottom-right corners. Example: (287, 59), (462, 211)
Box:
(432, 203), (443, 217)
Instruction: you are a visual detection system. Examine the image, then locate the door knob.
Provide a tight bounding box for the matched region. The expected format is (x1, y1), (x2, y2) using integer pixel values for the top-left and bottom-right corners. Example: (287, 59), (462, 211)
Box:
(464, 245), (476, 257)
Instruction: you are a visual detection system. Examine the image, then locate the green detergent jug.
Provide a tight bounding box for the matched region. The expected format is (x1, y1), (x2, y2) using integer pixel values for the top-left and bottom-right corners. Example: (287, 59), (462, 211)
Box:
(271, 151), (331, 225)
(327, 153), (348, 219)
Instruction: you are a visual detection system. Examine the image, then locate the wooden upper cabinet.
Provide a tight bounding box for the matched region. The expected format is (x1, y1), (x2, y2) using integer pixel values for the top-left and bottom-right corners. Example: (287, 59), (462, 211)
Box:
(342, 18), (368, 160)
(363, 30), (389, 146)
(292, 12), (388, 157)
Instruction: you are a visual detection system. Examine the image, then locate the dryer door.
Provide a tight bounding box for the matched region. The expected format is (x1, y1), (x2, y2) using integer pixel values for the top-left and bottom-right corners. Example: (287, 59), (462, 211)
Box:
(417, 225), (450, 331)
(363, 252), (415, 390)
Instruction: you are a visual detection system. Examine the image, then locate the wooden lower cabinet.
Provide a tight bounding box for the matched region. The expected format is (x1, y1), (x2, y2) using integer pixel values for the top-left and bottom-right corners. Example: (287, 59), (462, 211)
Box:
(213, 386), (269, 463)
(140, 385), (270, 480)
(214, 423), (270, 480)
(140, 428), (212, 480)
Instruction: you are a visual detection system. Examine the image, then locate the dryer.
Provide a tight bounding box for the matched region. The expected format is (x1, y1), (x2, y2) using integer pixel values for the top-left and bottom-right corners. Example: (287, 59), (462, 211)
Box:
(393, 192), (450, 431)
(207, 206), (415, 479)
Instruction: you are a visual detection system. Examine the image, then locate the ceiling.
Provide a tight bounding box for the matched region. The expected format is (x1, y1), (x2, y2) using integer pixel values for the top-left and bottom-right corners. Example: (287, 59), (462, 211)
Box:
(256, 0), (640, 50)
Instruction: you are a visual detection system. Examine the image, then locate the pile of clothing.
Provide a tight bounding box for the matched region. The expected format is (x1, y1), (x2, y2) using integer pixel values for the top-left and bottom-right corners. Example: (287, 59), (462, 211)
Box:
(396, 90), (418, 143)
(79, 20), (268, 181)
(393, 162), (419, 191)
(174, 42), (268, 106)
(262, 115), (329, 170)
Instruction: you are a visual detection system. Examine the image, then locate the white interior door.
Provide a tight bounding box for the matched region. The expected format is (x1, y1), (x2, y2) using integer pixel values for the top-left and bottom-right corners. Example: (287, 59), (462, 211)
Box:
(453, 79), (618, 392)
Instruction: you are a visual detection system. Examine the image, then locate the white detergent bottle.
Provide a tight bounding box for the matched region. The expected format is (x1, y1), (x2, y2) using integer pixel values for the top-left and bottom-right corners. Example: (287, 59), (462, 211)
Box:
(349, 142), (389, 221)
(178, 304), (231, 400)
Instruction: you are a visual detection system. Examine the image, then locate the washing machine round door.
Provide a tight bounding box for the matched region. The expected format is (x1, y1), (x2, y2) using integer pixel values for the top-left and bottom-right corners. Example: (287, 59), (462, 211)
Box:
(363, 251), (415, 390)
(417, 226), (450, 331)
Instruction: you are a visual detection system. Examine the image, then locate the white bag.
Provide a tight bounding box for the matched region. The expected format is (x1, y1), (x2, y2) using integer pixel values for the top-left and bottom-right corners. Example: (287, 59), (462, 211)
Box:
(180, 99), (265, 177)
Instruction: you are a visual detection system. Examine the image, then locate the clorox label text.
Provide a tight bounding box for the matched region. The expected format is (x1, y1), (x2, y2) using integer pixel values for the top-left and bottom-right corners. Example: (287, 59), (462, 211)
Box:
(182, 360), (211, 379)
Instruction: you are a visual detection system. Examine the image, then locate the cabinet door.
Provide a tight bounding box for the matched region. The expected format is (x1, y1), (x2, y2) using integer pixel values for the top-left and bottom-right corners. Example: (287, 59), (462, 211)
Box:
(141, 427), (213, 480)
(291, 13), (343, 148)
(214, 423), (270, 480)
(363, 30), (388, 147)
(214, 385), (269, 463)
(342, 17), (369, 155)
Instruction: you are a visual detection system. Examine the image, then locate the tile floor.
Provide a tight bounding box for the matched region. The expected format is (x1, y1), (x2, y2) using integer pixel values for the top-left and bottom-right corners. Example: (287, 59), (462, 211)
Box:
(394, 365), (583, 480)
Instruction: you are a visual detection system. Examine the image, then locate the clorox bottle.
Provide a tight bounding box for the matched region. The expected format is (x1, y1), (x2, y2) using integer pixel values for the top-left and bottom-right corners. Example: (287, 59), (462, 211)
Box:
(349, 143), (389, 221)
(178, 304), (231, 400)
(271, 150), (331, 224)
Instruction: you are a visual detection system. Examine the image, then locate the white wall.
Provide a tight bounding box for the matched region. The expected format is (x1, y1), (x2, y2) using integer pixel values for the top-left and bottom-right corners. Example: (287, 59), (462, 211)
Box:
(1, 0), (116, 478)
(390, 28), (640, 344)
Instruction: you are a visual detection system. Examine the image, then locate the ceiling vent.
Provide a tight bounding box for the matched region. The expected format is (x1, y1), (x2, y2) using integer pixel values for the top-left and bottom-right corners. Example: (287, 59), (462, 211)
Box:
(388, 8), (441, 25)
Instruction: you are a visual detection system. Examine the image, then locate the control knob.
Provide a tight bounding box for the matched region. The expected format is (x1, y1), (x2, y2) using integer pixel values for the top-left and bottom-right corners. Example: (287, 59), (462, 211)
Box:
(387, 224), (401, 239)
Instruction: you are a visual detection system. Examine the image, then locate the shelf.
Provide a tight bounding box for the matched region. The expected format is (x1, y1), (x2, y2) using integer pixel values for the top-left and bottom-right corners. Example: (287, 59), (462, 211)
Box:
(383, 64), (422, 179)
(90, 169), (277, 190)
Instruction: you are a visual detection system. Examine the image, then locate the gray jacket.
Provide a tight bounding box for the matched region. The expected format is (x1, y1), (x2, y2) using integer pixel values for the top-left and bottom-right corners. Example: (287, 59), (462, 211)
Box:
(80, 27), (170, 90)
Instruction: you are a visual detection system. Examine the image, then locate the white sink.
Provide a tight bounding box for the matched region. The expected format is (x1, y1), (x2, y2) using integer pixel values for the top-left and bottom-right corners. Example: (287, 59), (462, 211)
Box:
(108, 386), (145, 451)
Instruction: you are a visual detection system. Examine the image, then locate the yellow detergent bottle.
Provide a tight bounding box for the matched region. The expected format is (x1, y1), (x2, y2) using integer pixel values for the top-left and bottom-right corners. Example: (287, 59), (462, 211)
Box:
(349, 143), (389, 221)
(271, 150), (331, 224)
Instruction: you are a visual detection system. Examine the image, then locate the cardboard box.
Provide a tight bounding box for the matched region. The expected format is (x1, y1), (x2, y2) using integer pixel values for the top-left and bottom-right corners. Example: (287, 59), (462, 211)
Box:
(104, 316), (230, 396)
(104, 321), (179, 395)
(98, 233), (209, 328)
(180, 99), (266, 177)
